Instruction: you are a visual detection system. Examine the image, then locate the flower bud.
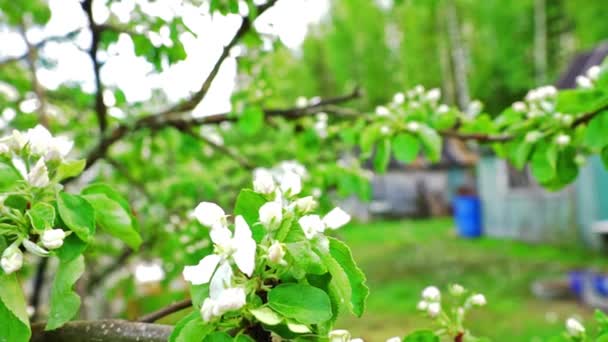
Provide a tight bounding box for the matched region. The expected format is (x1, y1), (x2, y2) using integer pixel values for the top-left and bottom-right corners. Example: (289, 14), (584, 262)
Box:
(426, 88), (441, 102)
(417, 300), (428, 311)
(561, 115), (573, 126)
(525, 131), (542, 143)
(576, 75), (593, 88)
(27, 158), (50, 188)
(470, 293), (487, 306)
(1, 245), (23, 274)
(555, 134), (571, 146)
(587, 65), (601, 81)
(268, 241), (285, 264)
(0, 143), (9, 155)
(279, 171), (302, 197)
(427, 302), (441, 317)
(253, 169), (276, 195)
(380, 125), (391, 135)
(566, 318), (585, 337)
(328, 329), (351, 342)
(23, 239), (49, 257)
(406, 121), (420, 133)
(512, 101), (526, 113)
(295, 96), (308, 108)
(294, 196), (316, 213)
(375, 106), (390, 116)
(259, 201), (283, 230)
(393, 92), (405, 105)
(449, 284), (465, 296)
(41, 229), (67, 250)
(422, 286), (441, 302)
(437, 104), (449, 114)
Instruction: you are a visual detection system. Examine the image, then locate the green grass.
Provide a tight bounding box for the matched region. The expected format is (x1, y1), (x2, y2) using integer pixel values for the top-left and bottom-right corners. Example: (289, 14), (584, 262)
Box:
(335, 218), (608, 341)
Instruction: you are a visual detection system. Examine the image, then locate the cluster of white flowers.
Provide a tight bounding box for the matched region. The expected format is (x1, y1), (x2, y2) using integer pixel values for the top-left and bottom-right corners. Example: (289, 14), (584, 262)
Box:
(576, 65), (602, 89)
(1, 228), (68, 274)
(183, 164), (352, 323)
(514, 85), (558, 119)
(328, 329), (364, 342)
(565, 317), (585, 338)
(0, 125), (74, 188)
(417, 284), (486, 320)
(417, 286), (442, 317)
(298, 207), (351, 240)
(184, 203), (255, 321)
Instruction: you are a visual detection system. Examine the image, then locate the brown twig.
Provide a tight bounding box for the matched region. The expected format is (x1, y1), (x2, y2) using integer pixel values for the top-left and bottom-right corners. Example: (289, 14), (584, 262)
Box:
(137, 299), (193, 323)
(179, 128), (255, 170)
(0, 29), (81, 67)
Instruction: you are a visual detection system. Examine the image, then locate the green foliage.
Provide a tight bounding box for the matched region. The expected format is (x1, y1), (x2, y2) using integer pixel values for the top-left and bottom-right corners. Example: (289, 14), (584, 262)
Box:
(83, 194), (142, 250)
(46, 254), (85, 330)
(404, 330), (440, 342)
(57, 192), (96, 242)
(268, 283), (333, 325)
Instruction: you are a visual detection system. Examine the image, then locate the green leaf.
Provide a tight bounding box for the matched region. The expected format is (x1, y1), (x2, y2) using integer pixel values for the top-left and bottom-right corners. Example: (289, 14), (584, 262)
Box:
(55, 159), (86, 181)
(191, 283), (209, 309)
(403, 330), (439, 342)
(286, 321), (311, 333)
(584, 111), (608, 150)
(327, 237), (369, 317)
(82, 183), (130, 214)
(392, 133), (420, 163)
(239, 106), (264, 136)
(285, 241), (327, 275)
(0, 263), (30, 342)
(419, 127), (442, 162)
(360, 123), (381, 157)
(602, 147), (608, 170)
(27, 202), (55, 230)
(531, 144), (557, 184)
(83, 194), (142, 250)
(45, 254), (85, 330)
(56, 192), (95, 242)
(204, 332), (233, 342)
(169, 311), (212, 342)
(374, 138), (391, 173)
(268, 283), (332, 324)
(0, 163), (21, 192)
(234, 189), (267, 225)
(250, 307), (283, 326)
(511, 139), (533, 170)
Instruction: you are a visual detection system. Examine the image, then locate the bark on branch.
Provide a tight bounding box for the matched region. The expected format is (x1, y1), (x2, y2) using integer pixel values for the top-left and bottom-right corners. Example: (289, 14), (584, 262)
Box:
(31, 320), (172, 342)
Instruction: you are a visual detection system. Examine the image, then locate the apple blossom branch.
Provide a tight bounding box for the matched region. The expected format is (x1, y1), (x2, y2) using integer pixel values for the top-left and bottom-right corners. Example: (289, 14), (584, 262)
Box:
(31, 320), (172, 342)
(137, 299), (193, 323)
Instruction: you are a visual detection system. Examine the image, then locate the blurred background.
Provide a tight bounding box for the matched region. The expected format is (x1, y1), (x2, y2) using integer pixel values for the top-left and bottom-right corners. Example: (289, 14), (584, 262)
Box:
(2, 0), (608, 340)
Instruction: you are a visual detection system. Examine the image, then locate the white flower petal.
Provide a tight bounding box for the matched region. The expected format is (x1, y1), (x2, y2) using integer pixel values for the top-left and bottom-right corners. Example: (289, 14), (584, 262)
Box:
(210, 225), (232, 247)
(191, 202), (226, 228)
(323, 207), (351, 230)
(182, 254), (221, 285)
(210, 261), (233, 299)
(232, 215), (256, 276)
(298, 215), (325, 239)
(27, 158), (50, 188)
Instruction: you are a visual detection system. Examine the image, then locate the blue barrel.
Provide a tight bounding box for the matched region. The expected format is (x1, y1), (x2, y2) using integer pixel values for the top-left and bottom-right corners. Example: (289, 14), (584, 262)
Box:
(454, 195), (482, 238)
(569, 270), (585, 298)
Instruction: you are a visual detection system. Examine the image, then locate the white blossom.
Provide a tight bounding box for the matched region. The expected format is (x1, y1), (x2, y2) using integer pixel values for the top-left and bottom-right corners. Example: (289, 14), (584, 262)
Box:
(41, 229), (67, 250)
(24, 125), (73, 160)
(295, 96), (308, 108)
(293, 196), (317, 213)
(406, 121), (420, 133)
(417, 300), (428, 311)
(27, 158), (50, 188)
(386, 337), (401, 342)
(375, 106), (390, 117)
(422, 286), (441, 302)
(317, 112), (329, 122)
(380, 125), (391, 135)
(268, 241), (286, 264)
(437, 104), (449, 114)
(183, 215), (256, 286)
(466, 100), (483, 117)
(298, 214), (326, 239)
(470, 293), (486, 306)
(414, 85), (425, 94)
(449, 284), (465, 296)
(314, 120), (328, 139)
(565, 318), (585, 337)
(253, 168), (276, 195)
(323, 207), (351, 230)
(0, 143), (9, 154)
(512, 101), (526, 112)
(259, 201), (283, 230)
(525, 131), (542, 143)
(351, 339), (364, 342)
(561, 115), (574, 126)
(427, 302), (441, 317)
(191, 202), (227, 229)
(426, 88), (441, 102)
(200, 286), (247, 322)
(576, 76), (592, 88)
(279, 171), (302, 197)
(1, 245), (23, 274)
(393, 92), (405, 105)
(328, 330), (351, 342)
(587, 65), (601, 81)
(555, 134), (571, 146)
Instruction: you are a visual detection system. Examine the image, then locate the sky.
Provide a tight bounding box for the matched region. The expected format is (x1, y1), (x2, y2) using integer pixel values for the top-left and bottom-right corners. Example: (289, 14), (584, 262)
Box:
(0, 0), (330, 117)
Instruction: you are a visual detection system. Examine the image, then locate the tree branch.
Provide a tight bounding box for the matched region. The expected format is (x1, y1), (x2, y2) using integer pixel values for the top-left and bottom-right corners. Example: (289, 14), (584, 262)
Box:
(82, 0), (108, 133)
(180, 128), (255, 170)
(0, 29), (81, 67)
(137, 299), (193, 323)
(31, 320), (172, 342)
